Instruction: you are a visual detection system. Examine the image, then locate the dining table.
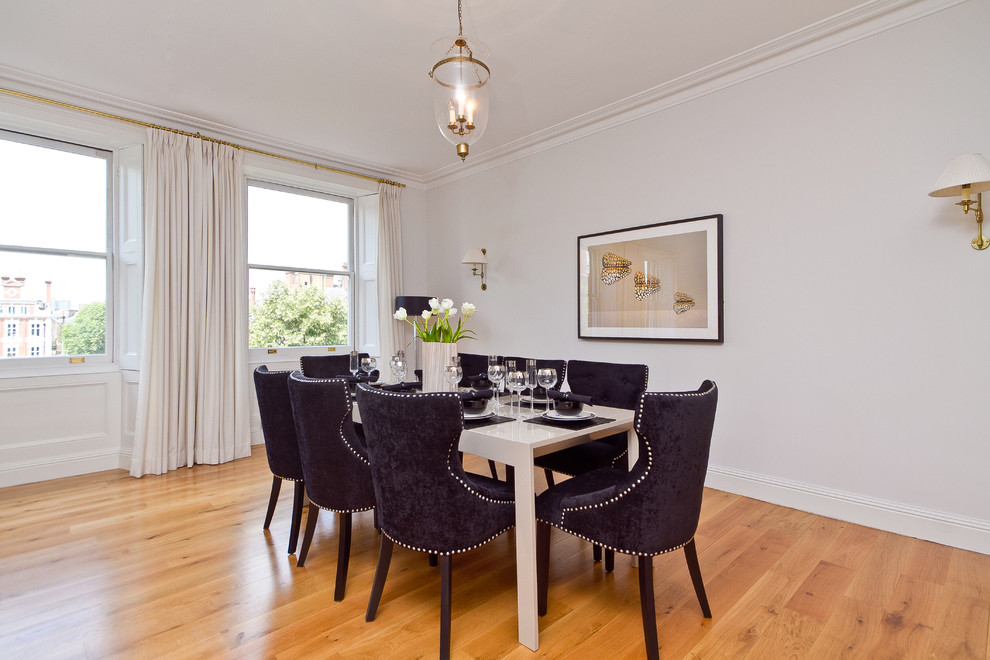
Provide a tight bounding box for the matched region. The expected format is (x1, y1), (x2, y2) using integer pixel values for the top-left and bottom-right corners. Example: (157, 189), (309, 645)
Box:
(355, 392), (637, 651)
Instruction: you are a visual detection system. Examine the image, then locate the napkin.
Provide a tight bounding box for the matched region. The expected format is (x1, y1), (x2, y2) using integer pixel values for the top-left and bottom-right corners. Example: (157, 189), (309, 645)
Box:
(458, 388), (494, 401)
(380, 380), (422, 392)
(466, 373), (491, 388)
(340, 370), (380, 384)
(547, 390), (594, 405)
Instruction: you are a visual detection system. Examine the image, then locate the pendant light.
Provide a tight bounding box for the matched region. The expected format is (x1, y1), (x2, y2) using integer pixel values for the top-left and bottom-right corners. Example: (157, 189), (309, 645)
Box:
(429, 0), (490, 162)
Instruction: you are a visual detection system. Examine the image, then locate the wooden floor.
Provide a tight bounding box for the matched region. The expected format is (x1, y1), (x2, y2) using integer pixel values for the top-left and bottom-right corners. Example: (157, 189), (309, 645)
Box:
(1, 450), (988, 659)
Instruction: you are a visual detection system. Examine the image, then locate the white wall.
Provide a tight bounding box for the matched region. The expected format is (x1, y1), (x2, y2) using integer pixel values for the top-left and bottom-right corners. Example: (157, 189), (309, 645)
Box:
(424, 0), (990, 553)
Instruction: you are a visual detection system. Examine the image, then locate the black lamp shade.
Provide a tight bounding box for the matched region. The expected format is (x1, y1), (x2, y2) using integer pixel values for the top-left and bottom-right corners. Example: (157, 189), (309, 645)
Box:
(394, 296), (433, 317)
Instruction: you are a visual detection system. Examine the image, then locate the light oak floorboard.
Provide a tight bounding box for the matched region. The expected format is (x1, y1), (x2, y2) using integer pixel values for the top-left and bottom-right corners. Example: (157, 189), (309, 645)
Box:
(1, 450), (987, 659)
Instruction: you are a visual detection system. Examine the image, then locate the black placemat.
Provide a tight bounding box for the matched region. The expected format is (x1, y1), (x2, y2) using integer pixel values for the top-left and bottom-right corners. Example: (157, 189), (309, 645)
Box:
(523, 415), (616, 431)
(464, 414), (515, 429)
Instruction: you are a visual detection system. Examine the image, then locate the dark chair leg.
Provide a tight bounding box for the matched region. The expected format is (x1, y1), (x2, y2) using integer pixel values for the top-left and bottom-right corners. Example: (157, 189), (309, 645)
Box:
(638, 555), (660, 660)
(366, 536), (394, 621)
(537, 522), (551, 616)
(505, 465), (514, 486)
(288, 480), (305, 554)
(605, 548), (615, 573)
(263, 476), (281, 529)
(334, 512), (352, 601)
(593, 544), (602, 562)
(429, 553), (438, 567)
(543, 468), (555, 487)
(683, 538), (712, 617)
(488, 460), (499, 480)
(297, 505), (320, 567)
(440, 555), (452, 660)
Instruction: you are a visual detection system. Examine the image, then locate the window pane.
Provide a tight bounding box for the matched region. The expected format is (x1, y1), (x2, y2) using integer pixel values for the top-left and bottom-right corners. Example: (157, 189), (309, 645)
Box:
(248, 186), (349, 271)
(0, 251), (107, 359)
(248, 269), (350, 348)
(0, 136), (108, 253)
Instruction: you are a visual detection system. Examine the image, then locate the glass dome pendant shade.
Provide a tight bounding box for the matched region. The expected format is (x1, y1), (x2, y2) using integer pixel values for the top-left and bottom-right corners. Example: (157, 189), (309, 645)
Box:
(429, 9), (490, 162)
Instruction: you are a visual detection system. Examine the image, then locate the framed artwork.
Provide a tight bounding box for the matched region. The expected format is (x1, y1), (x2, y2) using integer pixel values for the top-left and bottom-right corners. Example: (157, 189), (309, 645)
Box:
(578, 214), (723, 342)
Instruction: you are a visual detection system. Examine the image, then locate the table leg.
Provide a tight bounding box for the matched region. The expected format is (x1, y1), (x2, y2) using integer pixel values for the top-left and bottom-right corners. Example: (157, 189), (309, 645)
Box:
(511, 444), (540, 650)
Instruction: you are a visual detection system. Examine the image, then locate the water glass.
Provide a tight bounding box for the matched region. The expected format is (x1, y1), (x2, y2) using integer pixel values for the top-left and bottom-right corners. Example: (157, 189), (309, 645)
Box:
(360, 356), (377, 380)
(526, 359), (538, 412)
(390, 354), (407, 383)
(443, 363), (462, 392)
(487, 361), (505, 412)
(349, 350), (360, 377)
(507, 370), (527, 415)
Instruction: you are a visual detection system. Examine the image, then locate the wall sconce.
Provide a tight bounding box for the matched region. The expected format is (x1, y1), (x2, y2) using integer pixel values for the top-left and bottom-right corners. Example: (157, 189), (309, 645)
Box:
(462, 247), (487, 290)
(929, 153), (990, 250)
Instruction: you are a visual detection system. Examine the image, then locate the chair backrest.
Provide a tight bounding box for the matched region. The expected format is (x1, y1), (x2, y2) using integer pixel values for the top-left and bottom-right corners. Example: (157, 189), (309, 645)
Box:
(503, 356), (567, 390)
(630, 381), (718, 552)
(287, 372), (375, 512)
(457, 352), (491, 387)
(299, 353), (369, 379)
(253, 366), (304, 481)
(565, 359), (648, 409)
(553, 382), (718, 555)
(356, 386), (512, 554)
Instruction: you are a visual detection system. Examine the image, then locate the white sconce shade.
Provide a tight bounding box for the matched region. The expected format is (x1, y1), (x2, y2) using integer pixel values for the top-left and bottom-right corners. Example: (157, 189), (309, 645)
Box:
(461, 247), (487, 265)
(929, 153), (990, 197)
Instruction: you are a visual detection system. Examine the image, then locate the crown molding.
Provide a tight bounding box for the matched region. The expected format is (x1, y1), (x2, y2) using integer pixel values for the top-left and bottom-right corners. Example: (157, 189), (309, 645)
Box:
(0, 0), (964, 192)
(0, 64), (430, 190)
(422, 0), (966, 188)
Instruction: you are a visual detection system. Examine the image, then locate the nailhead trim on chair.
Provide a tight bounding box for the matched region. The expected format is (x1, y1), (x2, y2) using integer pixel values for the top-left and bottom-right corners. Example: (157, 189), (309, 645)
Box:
(358, 386), (516, 555)
(261, 368), (304, 484)
(536, 517), (691, 558)
(547, 382), (717, 555)
(290, 373), (370, 466)
(379, 526), (515, 558)
(310, 501), (375, 515)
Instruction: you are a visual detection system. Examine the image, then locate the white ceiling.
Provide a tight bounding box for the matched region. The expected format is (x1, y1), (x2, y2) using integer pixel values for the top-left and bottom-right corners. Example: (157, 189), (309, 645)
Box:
(0, 0), (874, 182)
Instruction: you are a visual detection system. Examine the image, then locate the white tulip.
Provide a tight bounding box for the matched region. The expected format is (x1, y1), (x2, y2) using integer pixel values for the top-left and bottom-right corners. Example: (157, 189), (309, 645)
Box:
(421, 309), (432, 320)
(440, 298), (454, 311)
(461, 302), (476, 317)
(428, 297), (440, 310)
(393, 307), (407, 321)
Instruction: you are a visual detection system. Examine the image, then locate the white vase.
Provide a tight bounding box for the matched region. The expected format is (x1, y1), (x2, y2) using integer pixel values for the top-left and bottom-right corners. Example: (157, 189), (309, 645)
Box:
(421, 341), (458, 392)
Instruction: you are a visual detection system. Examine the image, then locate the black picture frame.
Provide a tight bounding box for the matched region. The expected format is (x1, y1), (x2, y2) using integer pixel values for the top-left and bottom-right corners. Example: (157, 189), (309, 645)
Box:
(578, 214), (723, 342)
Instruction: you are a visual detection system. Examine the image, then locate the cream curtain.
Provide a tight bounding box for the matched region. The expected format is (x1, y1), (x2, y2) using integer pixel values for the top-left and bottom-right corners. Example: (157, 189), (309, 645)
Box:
(131, 129), (251, 477)
(376, 182), (403, 366)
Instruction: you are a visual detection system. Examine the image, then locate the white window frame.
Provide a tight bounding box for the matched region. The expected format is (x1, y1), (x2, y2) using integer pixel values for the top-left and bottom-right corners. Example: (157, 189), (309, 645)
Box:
(0, 129), (115, 373)
(246, 179), (357, 363)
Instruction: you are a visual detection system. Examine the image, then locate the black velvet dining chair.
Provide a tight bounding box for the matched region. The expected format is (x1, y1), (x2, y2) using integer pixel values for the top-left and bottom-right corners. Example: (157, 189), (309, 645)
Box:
(299, 353), (367, 378)
(534, 359), (648, 487)
(287, 372), (377, 601)
(356, 385), (515, 660)
(253, 365), (306, 555)
(535, 381), (718, 660)
(456, 352), (492, 388)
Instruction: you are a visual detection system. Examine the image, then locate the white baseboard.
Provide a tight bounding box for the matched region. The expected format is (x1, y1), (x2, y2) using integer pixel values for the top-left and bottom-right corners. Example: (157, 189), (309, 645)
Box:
(706, 465), (990, 556)
(0, 448), (123, 488)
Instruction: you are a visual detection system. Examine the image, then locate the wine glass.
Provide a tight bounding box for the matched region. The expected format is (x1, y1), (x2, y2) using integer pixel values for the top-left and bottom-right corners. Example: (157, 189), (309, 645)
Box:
(537, 368), (558, 413)
(526, 360), (538, 412)
(349, 351), (360, 377)
(390, 354), (407, 383)
(360, 356), (377, 381)
(507, 370), (527, 416)
(443, 363), (462, 392)
(487, 362), (506, 413)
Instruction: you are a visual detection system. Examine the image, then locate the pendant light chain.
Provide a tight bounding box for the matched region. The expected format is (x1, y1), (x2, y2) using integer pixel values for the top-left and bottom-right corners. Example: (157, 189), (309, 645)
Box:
(458, 0), (463, 36)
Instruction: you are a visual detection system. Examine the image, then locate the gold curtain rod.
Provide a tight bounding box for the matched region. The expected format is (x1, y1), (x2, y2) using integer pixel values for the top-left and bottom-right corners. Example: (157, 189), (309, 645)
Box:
(0, 86), (405, 188)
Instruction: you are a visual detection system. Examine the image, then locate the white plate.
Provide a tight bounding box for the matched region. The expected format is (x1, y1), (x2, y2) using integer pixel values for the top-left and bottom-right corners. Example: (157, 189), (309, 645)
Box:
(520, 395), (549, 404)
(464, 409), (495, 420)
(542, 410), (596, 422)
